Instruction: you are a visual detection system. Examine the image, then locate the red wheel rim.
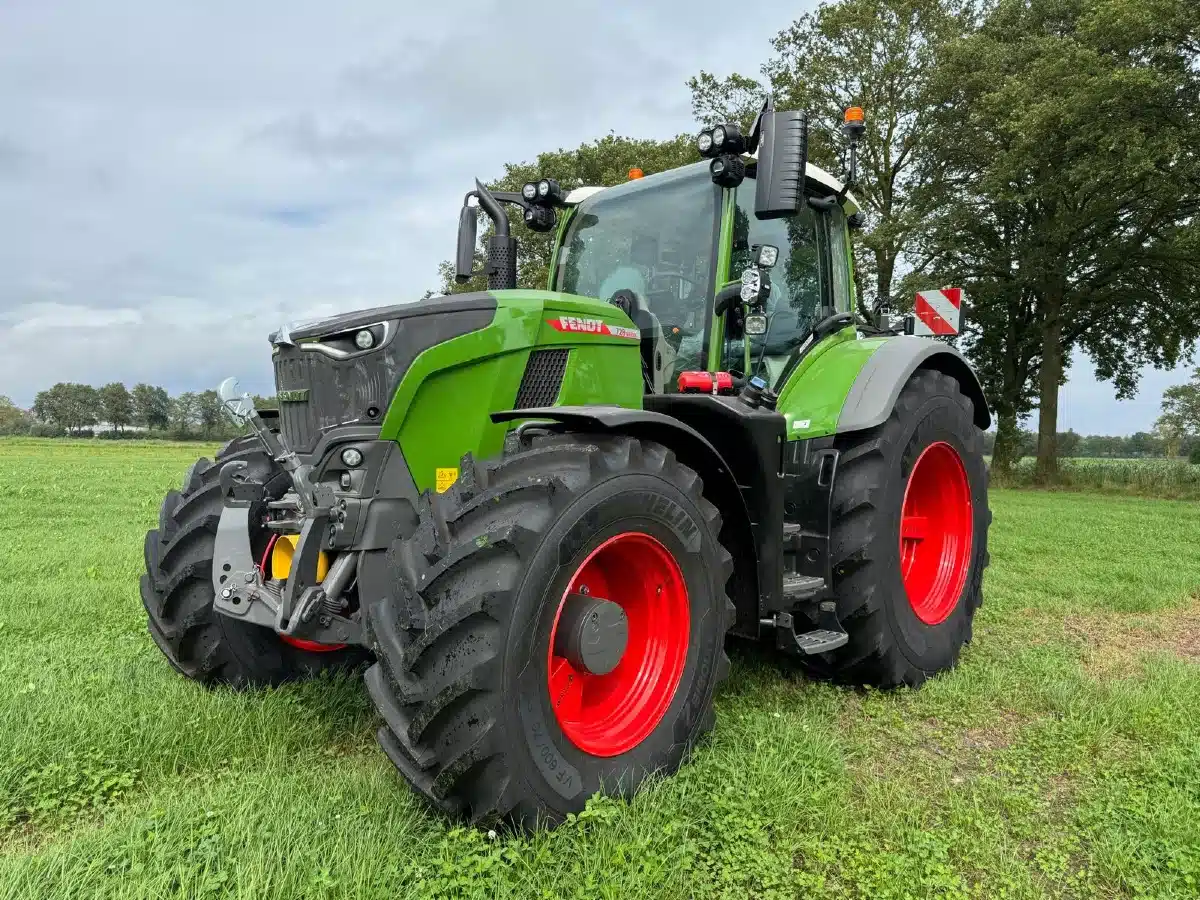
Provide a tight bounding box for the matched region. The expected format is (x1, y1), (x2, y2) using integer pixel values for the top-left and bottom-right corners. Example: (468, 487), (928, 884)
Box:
(899, 441), (974, 625)
(258, 535), (347, 653)
(547, 532), (689, 757)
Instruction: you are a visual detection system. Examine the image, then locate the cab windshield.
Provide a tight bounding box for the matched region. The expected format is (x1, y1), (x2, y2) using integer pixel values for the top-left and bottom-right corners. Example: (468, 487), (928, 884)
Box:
(554, 164), (717, 376)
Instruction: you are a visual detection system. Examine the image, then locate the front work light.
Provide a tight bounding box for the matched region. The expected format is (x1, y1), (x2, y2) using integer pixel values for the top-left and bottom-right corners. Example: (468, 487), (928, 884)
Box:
(697, 130), (714, 156)
(354, 329), (375, 350)
(521, 182), (538, 201)
(524, 205), (557, 232)
(709, 153), (746, 188)
(744, 314), (768, 335)
(756, 244), (779, 268)
(341, 447), (364, 467)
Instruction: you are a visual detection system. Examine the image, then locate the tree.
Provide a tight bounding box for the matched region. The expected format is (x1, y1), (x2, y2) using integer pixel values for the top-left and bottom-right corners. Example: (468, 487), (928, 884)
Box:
(690, 0), (972, 311)
(440, 134), (697, 294)
(923, 0), (1200, 481)
(131, 383), (172, 430)
(170, 392), (199, 436)
(1155, 368), (1200, 457)
(1057, 429), (1082, 458)
(33, 383), (101, 433)
(98, 382), (134, 432)
(195, 389), (225, 437)
(0, 396), (32, 435)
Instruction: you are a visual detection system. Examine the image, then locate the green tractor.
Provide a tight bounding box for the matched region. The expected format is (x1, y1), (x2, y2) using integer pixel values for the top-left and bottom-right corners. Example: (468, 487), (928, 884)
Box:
(141, 99), (990, 826)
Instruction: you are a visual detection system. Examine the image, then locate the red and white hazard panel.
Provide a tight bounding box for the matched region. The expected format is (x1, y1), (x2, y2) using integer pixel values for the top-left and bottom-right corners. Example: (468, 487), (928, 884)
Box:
(913, 288), (963, 336)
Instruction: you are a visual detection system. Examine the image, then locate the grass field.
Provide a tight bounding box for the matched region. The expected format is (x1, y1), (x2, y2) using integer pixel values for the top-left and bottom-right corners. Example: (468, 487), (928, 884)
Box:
(2, 437), (1198, 900)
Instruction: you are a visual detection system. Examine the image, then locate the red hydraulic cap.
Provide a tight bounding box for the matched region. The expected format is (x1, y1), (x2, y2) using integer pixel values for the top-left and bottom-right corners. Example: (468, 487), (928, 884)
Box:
(677, 371), (735, 394)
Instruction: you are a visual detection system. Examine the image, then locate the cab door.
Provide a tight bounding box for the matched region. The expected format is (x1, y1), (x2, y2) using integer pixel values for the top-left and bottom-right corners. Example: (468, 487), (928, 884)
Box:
(713, 177), (853, 387)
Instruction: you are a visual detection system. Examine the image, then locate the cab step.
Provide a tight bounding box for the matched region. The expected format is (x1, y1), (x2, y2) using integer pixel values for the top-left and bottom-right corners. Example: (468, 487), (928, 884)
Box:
(782, 573), (825, 601)
(772, 604), (849, 657)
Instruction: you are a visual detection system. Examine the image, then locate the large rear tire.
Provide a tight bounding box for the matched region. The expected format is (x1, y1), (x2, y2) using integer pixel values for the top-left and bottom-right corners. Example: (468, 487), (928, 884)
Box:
(807, 369), (990, 687)
(364, 434), (735, 826)
(140, 436), (367, 687)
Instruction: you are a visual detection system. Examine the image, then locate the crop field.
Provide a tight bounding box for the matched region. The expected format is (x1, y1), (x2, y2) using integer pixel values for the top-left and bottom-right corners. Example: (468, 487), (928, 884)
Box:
(995, 456), (1200, 501)
(1, 437), (1198, 900)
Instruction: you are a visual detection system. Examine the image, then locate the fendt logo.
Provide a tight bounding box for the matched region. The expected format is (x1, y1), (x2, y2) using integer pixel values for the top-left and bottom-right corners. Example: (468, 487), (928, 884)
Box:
(547, 317), (640, 340)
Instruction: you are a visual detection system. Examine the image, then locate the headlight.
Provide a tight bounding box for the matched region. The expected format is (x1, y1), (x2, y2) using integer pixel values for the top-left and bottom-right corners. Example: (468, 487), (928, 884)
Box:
(537, 179), (551, 198)
(696, 131), (713, 155)
(741, 268), (760, 286)
(712, 125), (726, 148)
(522, 182), (538, 201)
(341, 447), (364, 467)
(354, 329), (375, 350)
(740, 283), (760, 303)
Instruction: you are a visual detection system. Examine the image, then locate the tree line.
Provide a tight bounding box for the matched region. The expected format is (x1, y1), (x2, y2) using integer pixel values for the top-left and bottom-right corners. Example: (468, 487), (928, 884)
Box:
(984, 428), (1200, 463)
(0, 383), (276, 440)
(445, 0), (1198, 483)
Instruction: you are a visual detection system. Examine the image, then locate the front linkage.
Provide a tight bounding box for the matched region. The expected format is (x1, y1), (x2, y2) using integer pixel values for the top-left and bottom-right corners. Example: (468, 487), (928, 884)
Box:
(210, 386), (364, 648)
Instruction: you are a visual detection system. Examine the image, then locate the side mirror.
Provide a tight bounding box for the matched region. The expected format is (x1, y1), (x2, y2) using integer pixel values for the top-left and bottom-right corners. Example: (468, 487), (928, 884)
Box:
(754, 110), (808, 220)
(217, 377), (256, 425)
(454, 204), (478, 284)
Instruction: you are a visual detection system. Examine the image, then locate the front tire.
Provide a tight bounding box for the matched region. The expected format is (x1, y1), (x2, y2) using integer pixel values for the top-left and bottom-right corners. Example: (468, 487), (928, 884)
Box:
(140, 436), (367, 687)
(812, 369), (991, 687)
(364, 434), (735, 826)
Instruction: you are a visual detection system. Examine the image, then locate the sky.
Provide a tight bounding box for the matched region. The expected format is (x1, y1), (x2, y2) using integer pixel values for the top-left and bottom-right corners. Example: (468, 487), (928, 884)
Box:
(0, 0), (1191, 434)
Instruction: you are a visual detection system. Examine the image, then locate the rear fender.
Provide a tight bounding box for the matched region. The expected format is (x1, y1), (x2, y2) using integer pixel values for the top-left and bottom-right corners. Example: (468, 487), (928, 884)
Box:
(491, 405), (764, 638)
(837, 336), (991, 433)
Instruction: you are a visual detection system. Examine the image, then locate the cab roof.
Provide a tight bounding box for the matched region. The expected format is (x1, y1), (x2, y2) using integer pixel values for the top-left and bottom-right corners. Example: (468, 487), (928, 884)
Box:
(564, 161), (859, 215)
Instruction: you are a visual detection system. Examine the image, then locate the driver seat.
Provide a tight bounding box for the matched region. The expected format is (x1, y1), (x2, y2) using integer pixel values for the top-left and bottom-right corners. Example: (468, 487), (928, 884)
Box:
(608, 289), (673, 393)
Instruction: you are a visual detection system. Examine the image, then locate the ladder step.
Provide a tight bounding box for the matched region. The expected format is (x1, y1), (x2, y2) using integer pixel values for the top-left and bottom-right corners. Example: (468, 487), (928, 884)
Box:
(782, 573), (825, 600)
(782, 522), (802, 537)
(791, 628), (849, 655)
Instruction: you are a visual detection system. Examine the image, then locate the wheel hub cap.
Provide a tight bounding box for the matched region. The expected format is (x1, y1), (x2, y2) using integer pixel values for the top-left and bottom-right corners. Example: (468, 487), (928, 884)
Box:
(547, 532), (689, 757)
(553, 593), (629, 676)
(899, 441), (974, 625)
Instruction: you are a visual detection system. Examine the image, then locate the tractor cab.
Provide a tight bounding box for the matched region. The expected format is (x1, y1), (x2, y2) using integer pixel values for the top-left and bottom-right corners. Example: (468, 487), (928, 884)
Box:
(550, 159), (860, 393)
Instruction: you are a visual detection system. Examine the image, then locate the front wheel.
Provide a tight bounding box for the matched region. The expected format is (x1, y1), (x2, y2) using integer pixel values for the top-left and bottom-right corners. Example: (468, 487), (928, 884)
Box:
(363, 434), (735, 826)
(807, 369), (991, 687)
(140, 436), (367, 687)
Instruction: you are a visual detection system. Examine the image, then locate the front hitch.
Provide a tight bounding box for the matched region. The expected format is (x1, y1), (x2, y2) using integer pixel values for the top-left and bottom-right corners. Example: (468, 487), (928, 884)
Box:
(210, 378), (365, 647)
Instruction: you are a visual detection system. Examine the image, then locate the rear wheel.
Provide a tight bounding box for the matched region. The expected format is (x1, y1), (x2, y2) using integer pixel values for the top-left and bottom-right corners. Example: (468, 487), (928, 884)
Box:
(809, 369), (990, 687)
(140, 435), (366, 687)
(364, 434), (735, 826)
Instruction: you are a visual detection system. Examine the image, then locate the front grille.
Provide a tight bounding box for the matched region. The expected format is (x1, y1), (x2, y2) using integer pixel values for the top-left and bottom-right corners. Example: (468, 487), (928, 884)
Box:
(272, 348), (393, 453)
(515, 349), (568, 408)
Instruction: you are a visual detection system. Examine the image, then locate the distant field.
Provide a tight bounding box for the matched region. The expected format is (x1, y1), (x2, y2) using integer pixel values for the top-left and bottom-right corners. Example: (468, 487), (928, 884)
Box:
(994, 455), (1200, 500)
(2, 437), (1199, 900)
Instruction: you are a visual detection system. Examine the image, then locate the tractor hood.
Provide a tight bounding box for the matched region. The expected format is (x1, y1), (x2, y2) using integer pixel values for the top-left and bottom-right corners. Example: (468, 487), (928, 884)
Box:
(271, 293), (497, 345)
(269, 292), (498, 454)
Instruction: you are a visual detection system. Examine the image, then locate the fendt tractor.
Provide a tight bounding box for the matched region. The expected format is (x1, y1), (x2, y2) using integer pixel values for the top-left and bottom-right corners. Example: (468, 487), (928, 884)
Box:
(141, 99), (991, 826)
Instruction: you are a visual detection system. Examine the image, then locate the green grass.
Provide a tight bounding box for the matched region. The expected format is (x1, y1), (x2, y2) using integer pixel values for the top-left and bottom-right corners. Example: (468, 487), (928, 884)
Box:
(2, 437), (1198, 899)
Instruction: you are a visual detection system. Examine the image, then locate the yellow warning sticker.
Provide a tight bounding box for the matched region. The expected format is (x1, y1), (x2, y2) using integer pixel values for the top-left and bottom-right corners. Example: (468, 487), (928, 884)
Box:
(435, 467), (459, 494)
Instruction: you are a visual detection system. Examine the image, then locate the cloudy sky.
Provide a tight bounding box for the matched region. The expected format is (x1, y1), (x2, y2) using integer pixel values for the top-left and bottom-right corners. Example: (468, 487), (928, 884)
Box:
(0, 1), (1190, 433)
